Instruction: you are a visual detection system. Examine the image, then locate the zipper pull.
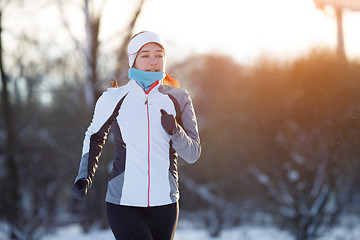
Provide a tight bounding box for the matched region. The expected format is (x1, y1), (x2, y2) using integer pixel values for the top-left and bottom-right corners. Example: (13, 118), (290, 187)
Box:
(144, 94), (148, 105)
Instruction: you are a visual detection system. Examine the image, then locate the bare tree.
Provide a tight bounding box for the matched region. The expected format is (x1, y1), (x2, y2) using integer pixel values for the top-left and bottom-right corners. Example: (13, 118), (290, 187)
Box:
(0, 3), (56, 238)
(313, 0), (360, 60)
(0, 1), (88, 238)
(181, 175), (235, 237)
(57, 0), (107, 107)
(57, 0), (146, 108)
(248, 51), (359, 240)
(114, 0), (145, 83)
(250, 126), (344, 240)
(0, 5), (20, 234)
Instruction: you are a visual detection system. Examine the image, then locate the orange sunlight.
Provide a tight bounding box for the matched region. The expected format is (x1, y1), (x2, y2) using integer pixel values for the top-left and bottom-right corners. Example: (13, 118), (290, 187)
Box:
(23, 0), (360, 65)
(128, 0), (360, 64)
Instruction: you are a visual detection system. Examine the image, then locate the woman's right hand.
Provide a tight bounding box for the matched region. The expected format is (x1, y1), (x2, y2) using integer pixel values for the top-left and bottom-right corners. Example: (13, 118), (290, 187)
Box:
(72, 178), (89, 199)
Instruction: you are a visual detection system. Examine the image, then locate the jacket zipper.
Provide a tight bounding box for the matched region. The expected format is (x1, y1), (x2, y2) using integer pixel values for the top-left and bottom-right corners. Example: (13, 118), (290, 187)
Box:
(146, 94), (150, 207)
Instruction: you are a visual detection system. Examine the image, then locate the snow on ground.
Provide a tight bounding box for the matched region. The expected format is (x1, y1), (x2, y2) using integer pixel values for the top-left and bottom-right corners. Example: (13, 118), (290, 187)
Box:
(41, 214), (360, 240)
(42, 223), (295, 240)
(318, 214), (360, 240)
(1, 214), (359, 240)
(41, 224), (360, 240)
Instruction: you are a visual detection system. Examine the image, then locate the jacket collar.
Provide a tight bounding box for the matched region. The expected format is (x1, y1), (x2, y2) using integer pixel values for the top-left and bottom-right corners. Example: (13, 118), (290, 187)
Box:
(128, 79), (163, 94)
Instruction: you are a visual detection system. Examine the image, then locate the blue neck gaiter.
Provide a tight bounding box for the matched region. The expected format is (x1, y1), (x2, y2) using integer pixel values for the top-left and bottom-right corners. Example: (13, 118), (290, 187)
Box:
(128, 68), (165, 91)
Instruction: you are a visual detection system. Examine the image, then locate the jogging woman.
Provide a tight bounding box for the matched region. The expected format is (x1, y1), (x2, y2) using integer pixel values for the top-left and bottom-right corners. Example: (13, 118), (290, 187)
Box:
(72, 31), (201, 240)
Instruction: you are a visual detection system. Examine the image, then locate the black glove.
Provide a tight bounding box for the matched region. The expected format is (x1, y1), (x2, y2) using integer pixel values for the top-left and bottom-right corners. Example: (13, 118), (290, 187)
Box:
(160, 109), (178, 135)
(72, 178), (89, 199)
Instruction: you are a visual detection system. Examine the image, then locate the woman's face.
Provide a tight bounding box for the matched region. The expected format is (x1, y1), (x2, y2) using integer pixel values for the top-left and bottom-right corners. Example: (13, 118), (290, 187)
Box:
(133, 42), (165, 72)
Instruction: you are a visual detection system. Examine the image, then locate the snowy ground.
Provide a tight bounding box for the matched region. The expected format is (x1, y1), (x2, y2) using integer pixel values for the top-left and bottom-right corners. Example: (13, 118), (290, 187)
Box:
(41, 224), (295, 240)
(40, 224), (360, 240)
(1, 215), (359, 240)
(41, 214), (360, 240)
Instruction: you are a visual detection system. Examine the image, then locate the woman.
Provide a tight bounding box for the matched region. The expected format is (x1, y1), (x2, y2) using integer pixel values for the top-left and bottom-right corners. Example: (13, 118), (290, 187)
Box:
(72, 31), (201, 240)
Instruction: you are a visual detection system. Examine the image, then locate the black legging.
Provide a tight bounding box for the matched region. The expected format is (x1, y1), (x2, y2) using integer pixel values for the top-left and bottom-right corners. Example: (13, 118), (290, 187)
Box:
(106, 202), (179, 240)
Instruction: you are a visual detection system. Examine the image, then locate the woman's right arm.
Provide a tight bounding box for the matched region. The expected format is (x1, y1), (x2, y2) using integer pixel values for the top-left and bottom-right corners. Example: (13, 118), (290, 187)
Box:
(73, 88), (126, 197)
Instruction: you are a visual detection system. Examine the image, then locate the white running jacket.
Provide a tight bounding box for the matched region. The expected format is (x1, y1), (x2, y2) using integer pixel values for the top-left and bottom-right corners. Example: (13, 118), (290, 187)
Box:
(74, 79), (201, 207)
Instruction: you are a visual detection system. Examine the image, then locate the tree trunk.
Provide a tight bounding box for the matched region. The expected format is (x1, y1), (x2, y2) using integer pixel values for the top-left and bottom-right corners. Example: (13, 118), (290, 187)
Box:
(114, 0), (145, 83)
(83, 0), (101, 108)
(0, 10), (19, 225)
(335, 8), (346, 61)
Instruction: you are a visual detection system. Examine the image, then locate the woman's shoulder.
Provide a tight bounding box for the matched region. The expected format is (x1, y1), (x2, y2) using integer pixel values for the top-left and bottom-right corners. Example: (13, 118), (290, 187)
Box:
(96, 85), (129, 106)
(159, 84), (189, 96)
(158, 84), (192, 107)
(104, 83), (129, 97)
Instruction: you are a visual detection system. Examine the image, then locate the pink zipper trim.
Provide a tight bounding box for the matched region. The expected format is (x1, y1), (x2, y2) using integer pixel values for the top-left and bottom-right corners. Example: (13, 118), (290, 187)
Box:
(134, 80), (159, 94)
(146, 96), (150, 207)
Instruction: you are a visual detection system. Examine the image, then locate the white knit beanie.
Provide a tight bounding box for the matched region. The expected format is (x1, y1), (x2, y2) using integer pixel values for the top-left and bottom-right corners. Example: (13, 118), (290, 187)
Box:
(128, 31), (166, 67)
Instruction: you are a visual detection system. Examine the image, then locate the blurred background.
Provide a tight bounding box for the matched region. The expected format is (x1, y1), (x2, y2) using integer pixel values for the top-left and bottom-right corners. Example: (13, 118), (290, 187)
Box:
(1, 0), (360, 239)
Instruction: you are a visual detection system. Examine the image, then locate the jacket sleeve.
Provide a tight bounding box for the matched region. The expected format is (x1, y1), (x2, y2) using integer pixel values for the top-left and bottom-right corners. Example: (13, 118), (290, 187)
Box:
(170, 91), (201, 164)
(74, 88), (123, 186)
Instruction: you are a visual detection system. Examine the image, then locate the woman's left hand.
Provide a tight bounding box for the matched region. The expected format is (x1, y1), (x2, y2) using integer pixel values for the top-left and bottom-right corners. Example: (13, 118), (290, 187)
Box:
(160, 109), (178, 135)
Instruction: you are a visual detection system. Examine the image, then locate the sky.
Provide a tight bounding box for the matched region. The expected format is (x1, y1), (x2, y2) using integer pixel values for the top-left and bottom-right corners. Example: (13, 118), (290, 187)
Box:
(4, 0), (360, 66)
(100, 0), (360, 64)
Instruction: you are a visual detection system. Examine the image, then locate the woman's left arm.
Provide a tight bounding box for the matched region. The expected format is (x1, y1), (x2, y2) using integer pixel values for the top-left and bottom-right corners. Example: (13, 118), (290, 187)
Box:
(170, 95), (201, 164)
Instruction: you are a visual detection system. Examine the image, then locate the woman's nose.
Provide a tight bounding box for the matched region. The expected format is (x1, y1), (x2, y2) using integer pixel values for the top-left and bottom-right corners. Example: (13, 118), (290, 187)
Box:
(149, 57), (157, 65)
